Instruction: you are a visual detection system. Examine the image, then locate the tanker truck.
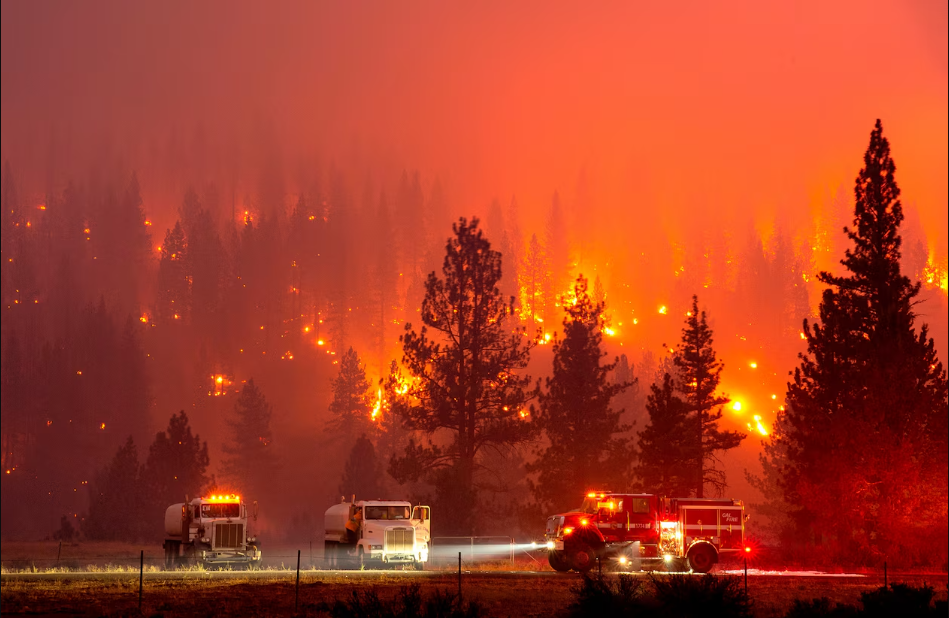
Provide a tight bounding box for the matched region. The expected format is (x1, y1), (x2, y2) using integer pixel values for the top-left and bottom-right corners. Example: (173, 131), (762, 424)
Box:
(162, 494), (262, 569)
(324, 498), (430, 569)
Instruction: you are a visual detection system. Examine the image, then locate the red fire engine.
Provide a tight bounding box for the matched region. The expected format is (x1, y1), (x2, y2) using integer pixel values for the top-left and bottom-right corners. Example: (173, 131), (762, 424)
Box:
(544, 491), (746, 573)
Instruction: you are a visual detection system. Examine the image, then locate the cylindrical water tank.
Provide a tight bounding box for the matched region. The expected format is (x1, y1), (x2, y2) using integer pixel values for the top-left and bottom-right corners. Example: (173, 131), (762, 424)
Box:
(164, 503), (185, 537)
(324, 503), (352, 542)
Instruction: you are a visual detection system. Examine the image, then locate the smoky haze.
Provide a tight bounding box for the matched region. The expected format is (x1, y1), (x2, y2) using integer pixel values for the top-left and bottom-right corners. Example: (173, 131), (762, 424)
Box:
(2, 1), (947, 541)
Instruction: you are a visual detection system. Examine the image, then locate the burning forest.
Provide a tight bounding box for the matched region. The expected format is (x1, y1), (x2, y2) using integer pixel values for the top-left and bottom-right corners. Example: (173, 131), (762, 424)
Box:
(1, 0), (946, 572)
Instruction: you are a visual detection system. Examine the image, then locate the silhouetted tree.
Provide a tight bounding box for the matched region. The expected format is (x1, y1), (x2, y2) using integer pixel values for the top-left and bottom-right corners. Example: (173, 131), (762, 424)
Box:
(84, 437), (146, 541)
(520, 233), (548, 338)
(764, 120), (948, 565)
(528, 275), (632, 514)
(327, 347), (374, 446)
(221, 379), (278, 502)
(143, 411), (210, 509)
(156, 221), (189, 324)
(635, 373), (694, 496)
(673, 295), (745, 497)
(339, 434), (384, 500)
(389, 218), (534, 534)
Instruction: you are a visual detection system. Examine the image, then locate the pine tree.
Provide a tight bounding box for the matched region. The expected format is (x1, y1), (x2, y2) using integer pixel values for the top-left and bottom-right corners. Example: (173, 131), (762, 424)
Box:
(339, 434), (384, 500)
(327, 347), (374, 445)
(635, 373), (694, 496)
(156, 222), (189, 324)
(370, 193), (399, 372)
(520, 233), (548, 339)
(673, 295), (745, 497)
(221, 379), (279, 502)
(84, 437), (145, 541)
(143, 411), (210, 509)
(388, 218), (534, 534)
(528, 275), (633, 514)
(767, 120), (948, 564)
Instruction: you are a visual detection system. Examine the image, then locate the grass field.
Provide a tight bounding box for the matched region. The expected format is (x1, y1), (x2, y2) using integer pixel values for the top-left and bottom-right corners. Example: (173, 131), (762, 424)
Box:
(2, 542), (946, 617)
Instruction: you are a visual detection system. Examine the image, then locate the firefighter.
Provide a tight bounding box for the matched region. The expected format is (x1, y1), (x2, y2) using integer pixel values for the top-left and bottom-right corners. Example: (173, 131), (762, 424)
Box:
(345, 506), (363, 544)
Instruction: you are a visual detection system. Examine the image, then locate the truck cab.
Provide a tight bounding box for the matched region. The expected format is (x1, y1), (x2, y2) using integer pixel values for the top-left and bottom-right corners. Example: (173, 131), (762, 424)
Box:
(324, 499), (431, 569)
(163, 494), (261, 569)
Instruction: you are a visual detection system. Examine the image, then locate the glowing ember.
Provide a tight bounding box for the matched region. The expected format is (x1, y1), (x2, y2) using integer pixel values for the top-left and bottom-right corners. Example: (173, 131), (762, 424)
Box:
(658, 305), (668, 315)
(749, 361), (757, 369)
(732, 401), (742, 412)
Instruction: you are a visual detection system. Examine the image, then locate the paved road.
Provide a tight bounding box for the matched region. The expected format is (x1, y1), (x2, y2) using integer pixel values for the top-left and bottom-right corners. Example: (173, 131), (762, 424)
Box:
(1, 567), (871, 583)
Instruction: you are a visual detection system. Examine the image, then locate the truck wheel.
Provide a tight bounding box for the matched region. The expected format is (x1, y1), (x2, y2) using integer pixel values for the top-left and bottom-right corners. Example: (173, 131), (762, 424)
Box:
(569, 543), (596, 573)
(547, 550), (570, 572)
(687, 545), (716, 574)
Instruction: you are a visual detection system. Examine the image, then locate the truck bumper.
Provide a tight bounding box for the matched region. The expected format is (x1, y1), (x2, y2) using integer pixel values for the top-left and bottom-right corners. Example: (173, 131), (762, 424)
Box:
(200, 548), (262, 567)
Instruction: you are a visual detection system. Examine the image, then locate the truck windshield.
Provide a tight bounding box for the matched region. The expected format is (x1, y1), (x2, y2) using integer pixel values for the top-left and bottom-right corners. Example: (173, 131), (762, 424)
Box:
(579, 497), (598, 514)
(364, 506), (411, 520)
(201, 503), (241, 518)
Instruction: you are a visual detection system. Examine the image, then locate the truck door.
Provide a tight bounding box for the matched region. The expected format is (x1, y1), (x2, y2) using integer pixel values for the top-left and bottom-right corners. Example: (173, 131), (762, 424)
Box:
(625, 497), (658, 544)
(411, 506), (431, 533)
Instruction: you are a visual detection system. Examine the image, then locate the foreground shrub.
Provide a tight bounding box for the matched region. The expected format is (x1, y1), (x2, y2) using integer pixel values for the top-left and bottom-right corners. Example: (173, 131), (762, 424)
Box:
(316, 583), (485, 618)
(784, 583), (945, 618)
(568, 573), (752, 618)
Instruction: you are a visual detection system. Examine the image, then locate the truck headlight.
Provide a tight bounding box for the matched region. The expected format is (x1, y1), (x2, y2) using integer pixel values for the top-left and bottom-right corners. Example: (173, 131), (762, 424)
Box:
(201, 537), (210, 544)
(546, 541), (554, 549)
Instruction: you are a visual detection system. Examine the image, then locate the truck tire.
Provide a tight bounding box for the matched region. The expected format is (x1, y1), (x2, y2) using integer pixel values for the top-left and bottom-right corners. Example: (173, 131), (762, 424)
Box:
(547, 550), (570, 572)
(687, 545), (716, 574)
(569, 543), (597, 573)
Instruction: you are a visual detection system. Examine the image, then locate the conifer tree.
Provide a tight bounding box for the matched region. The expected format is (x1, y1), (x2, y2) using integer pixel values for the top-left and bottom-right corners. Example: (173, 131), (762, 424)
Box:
(143, 411), (210, 509)
(388, 218), (534, 534)
(327, 347), (374, 445)
(635, 373), (694, 496)
(157, 222), (189, 324)
(339, 434), (384, 500)
(673, 295), (744, 497)
(520, 233), (548, 338)
(766, 120), (948, 563)
(221, 379), (279, 502)
(85, 437), (145, 541)
(528, 275), (632, 514)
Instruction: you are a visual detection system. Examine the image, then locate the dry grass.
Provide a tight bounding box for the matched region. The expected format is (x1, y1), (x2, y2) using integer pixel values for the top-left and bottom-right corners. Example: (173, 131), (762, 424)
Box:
(2, 570), (946, 617)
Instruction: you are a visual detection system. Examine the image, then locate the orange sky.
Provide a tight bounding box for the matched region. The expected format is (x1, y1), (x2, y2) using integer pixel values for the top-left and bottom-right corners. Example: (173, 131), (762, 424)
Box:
(3, 1), (947, 242)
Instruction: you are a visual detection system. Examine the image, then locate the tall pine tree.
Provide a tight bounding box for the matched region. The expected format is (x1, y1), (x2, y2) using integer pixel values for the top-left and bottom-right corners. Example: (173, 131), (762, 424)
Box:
(635, 373), (694, 496)
(765, 120), (948, 565)
(388, 217), (534, 534)
(673, 295), (744, 497)
(528, 275), (632, 514)
(327, 347), (374, 446)
(221, 379), (279, 503)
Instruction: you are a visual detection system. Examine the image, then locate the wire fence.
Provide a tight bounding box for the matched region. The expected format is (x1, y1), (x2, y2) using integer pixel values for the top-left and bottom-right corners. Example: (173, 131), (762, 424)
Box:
(1, 540), (546, 573)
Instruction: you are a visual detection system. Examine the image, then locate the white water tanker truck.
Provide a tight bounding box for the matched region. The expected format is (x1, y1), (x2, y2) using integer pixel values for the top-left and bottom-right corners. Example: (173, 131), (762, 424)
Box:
(324, 498), (430, 568)
(163, 494), (261, 569)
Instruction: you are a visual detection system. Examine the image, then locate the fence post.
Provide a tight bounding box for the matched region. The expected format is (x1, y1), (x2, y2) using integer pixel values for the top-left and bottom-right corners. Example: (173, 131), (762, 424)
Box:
(295, 549), (301, 612)
(458, 551), (462, 599)
(57, 541), (62, 564)
(883, 561), (887, 588)
(744, 557), (748, 595)
(138, 550), (144, 613)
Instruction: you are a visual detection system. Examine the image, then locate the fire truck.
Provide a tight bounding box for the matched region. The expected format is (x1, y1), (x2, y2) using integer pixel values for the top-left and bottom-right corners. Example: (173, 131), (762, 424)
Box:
(324, 498), (431, 569)
(162, 494), (261, 569)
(544, 491), (746, 573)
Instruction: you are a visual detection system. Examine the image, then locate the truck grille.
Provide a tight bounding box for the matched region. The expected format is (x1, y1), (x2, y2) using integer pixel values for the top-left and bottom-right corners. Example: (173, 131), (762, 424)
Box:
(384, 527), (414, 554)
(214, 523), (244, 549)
